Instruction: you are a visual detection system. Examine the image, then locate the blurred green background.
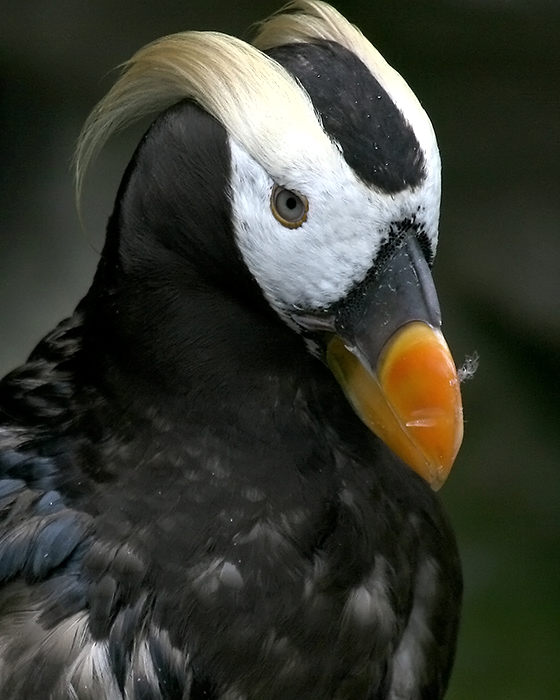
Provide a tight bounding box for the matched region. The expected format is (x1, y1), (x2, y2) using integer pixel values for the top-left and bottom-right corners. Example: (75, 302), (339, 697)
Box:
(0, 1), (558, 698)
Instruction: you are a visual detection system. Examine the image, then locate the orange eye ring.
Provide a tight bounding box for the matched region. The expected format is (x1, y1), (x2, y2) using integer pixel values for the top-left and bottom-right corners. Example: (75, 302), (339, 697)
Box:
(270, 185), (308, 228)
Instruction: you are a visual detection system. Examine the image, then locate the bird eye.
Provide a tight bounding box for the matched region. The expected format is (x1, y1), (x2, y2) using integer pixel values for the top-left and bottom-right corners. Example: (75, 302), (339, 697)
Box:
(270, 185), (308, 228)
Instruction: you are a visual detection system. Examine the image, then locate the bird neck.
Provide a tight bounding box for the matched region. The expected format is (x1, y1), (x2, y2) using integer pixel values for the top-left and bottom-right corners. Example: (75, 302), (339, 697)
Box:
(76, 250), (325, 437)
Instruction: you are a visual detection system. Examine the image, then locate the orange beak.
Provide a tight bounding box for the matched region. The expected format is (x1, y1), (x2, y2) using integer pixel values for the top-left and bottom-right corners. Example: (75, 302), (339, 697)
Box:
(327, 321), (463, 490)
(291, 234), (464, 490)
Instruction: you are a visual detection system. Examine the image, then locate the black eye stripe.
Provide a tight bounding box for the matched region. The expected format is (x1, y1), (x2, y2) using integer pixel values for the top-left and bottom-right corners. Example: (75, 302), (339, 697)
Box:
(266, 41), (426, 194)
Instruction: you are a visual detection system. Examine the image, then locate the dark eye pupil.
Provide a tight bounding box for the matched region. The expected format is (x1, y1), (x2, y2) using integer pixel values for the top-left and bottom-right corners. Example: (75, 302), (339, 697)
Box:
(286, 197), (297, 210)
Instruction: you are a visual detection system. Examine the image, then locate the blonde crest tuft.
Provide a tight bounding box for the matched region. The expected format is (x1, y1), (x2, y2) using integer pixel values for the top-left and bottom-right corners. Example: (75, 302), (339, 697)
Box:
(75, 1), (436, 209)
(75, 29), (333, 208)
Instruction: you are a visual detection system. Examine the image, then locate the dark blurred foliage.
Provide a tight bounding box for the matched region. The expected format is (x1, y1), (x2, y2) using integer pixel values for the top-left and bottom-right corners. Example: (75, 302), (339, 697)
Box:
(0, 1), (558, 698)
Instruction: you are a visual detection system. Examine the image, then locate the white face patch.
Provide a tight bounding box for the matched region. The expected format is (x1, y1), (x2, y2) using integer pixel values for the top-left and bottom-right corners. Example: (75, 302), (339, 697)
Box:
(229, 136), (440, 315)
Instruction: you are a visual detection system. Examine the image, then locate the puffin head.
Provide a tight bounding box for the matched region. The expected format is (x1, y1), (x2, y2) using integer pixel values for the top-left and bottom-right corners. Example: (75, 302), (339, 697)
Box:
(76, 0), (463, 489)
